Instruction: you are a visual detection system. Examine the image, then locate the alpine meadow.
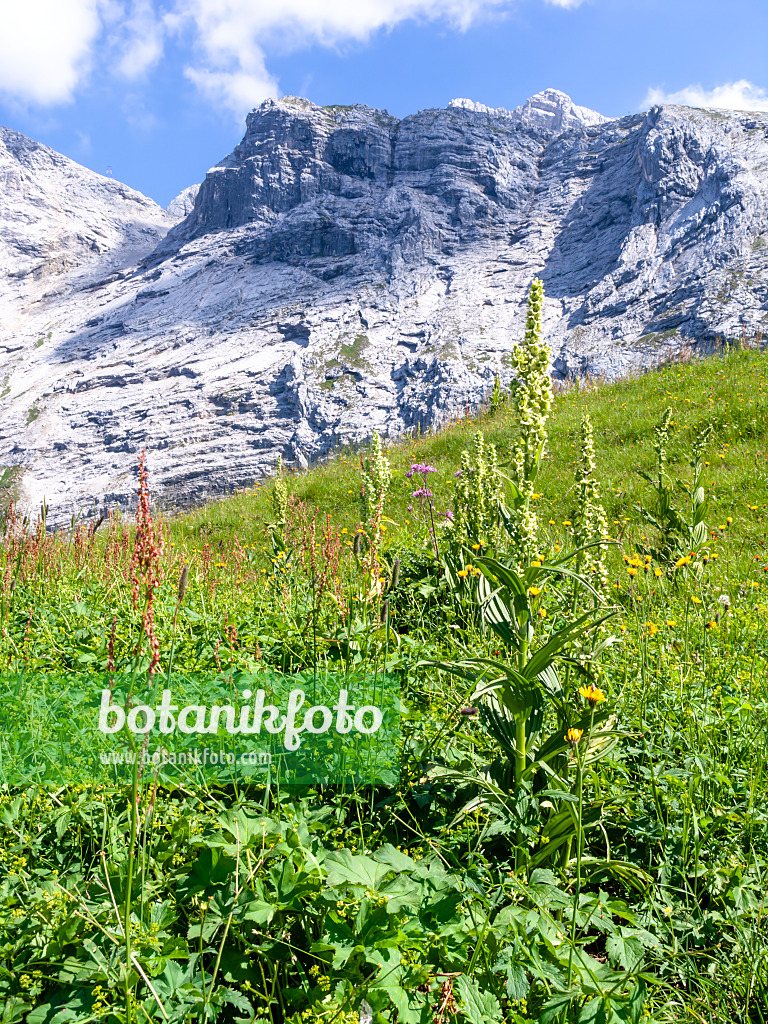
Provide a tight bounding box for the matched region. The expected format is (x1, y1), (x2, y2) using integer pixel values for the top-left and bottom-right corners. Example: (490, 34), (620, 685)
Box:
(1, 277), (768, 1024)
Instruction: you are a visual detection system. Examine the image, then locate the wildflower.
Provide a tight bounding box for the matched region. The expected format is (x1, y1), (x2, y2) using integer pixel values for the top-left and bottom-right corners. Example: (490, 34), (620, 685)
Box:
(271, 454), (289, 527)
(654, 567), (663, 577)
(562, 520), (572, 526)
(691, 596), (702, 604)
(361, 431), (392, 529)
(457, 569), (469, 578)
(539, 607), (547, 617)
(706, 620), (718, 630)
(627, 567), (638, 577)
(565, 727), (583, 748)
(448, 433), (504, 547)
(528, 586), (543, 597)
(579, 684), (606, 707)
(506, 278), (553, 562)
(718, 594), (731, 612)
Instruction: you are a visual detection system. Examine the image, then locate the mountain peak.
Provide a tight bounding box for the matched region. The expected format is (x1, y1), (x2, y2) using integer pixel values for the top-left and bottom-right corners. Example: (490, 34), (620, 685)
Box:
(448, 89), (609, 131)
(514, 88), (609, 130)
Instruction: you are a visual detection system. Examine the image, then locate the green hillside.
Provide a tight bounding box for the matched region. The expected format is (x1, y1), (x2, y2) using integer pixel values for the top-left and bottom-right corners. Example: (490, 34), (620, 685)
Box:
(1, 340), (767, 1024)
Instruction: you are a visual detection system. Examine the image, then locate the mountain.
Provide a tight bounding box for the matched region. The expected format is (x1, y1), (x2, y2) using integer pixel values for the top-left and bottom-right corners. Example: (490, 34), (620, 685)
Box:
(1, 90), (767, 521)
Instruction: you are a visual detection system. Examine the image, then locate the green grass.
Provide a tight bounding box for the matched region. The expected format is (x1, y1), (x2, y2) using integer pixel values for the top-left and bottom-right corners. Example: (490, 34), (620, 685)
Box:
(177, 348), (768, 583)
(1, 346), (768, 1023)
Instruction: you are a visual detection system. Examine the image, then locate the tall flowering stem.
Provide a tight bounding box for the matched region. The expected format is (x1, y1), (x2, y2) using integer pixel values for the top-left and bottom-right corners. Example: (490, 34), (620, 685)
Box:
(271, 454), (289, 531)
(360, 430), (392, 541)
(406, 463), (441, 560)
(509, 279), (552, 563)
(573, 413), (609, 595)
(448, 434), (503, 548)
(129, 449), (164, 676)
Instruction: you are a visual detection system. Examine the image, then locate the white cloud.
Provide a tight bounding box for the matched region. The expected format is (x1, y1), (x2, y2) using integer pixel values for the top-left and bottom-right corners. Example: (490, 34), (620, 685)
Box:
(643, 79), (768, 114)
(0, 0), (587, 114)
(115, 0), (165, 78)
(167, 0), (512, 115)
(0, 0), (103, 105)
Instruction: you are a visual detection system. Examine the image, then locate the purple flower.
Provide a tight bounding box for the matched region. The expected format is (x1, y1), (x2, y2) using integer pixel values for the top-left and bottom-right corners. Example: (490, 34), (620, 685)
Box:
(454, 469), (462, 478)
(410, 463), (437, 475)
(405, 469), (414, 479)
(407, 505), (413, 512)
(412, 488), (433, 499)
(444, 510), (455, 521)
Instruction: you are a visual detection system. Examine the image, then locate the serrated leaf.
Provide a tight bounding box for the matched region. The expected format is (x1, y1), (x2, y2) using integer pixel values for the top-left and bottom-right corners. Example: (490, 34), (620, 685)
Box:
(455, 975), (502, 1024)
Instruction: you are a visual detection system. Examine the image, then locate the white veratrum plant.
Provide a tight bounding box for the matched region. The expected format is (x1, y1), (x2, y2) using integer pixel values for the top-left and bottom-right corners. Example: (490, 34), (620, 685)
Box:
(505, 278), (553, 566)
(572, 413), (609, 596)
(360, 430), (391, 534)
(447, 432), (504, 549)
(270, 454), (290, 535)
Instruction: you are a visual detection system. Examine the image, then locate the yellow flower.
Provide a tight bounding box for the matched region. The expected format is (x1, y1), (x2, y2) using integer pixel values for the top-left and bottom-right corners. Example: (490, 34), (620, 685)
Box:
(627, 567), (638, 577)
(675, 555), (691, 568)
(562, 520), (572, 526)
(706, 620), (718, 630)
(727, 517), (733, 524)
(457, 569), (469, 578)
(472, 543), (481, 550)
(549, 519), (556, 525)
(531, 560), (542, 568)
(691, 596), (702, 604)
(718, 524), (727, 531)
(539, 607), (548, 617)
(565, 727), (583, 748)
(666, 620), (677, 627)
(579, 684), (606, 707)
(654, 567), (663, 577)
(528, 586), (543, 597)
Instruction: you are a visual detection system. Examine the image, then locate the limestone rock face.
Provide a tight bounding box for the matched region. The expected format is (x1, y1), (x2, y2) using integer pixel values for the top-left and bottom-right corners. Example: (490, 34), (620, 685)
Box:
(1, 92), (767, 522)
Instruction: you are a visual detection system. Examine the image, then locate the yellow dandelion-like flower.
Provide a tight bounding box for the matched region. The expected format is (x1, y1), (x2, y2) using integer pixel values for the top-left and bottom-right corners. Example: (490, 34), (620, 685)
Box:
(718, 524), (727, 531)
(457, 569), (469, 578)
(539, 607), (548, 617)
(727, 517), (733, 524)
(528, 586), (543, 597)
(654, 567), (663, 577)
(691, 596), (702, 604)
(565, 727), (583, 748)
(627, 567), (638, 577)
(531, 560), (542, 567)
(706, 620), (718, 630)
(562, 520), (572, 526)
(579, 684), (606, 707)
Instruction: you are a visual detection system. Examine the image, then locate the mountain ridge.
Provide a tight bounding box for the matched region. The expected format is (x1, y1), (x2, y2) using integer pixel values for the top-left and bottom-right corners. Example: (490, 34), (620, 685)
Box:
(1, 91), (767, 522)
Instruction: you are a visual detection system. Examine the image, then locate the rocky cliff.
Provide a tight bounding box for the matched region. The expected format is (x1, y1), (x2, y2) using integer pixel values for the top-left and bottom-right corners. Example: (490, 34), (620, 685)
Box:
(1, 89), (767, 521)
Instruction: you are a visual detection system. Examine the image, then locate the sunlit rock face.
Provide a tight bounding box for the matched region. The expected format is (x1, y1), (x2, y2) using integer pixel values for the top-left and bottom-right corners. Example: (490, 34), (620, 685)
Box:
(2, 91), (767, 522)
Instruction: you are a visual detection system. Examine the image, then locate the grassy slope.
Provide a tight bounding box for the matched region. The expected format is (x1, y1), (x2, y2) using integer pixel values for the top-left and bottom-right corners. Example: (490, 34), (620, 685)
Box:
(174, 348), (768, 585)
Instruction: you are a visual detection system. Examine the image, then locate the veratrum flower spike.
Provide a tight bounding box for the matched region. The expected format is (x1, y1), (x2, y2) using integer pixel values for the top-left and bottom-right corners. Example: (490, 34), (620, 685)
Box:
(360, 430), (391, 529)
(573, 412), (609, 593)
(507, 278), (553, 563)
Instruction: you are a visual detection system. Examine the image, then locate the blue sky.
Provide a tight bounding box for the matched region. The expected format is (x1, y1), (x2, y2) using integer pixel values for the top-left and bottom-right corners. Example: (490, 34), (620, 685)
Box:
(1, 0), (767, 207)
